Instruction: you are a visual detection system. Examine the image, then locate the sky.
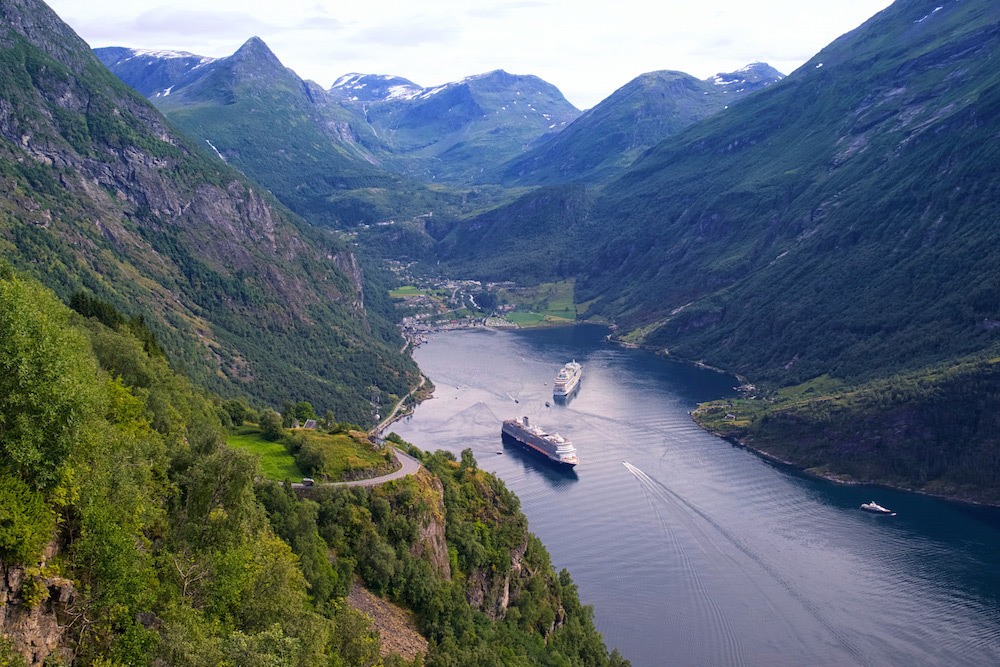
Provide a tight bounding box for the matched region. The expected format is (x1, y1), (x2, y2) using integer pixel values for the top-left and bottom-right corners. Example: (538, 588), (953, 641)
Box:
(46, 0), (895, 109)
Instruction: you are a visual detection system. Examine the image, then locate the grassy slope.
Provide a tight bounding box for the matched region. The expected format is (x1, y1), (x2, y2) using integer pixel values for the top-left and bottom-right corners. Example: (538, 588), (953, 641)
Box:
(227, 429), (306, 481)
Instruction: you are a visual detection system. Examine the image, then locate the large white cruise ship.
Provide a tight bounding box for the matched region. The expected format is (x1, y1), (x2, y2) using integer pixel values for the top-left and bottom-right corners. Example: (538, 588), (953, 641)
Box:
(553, 361), (583, 397)
(501, 416), (578, 466)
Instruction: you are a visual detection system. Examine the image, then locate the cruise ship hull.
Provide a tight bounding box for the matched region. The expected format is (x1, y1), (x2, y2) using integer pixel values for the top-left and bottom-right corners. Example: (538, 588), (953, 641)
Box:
(501, 419), (578, 467)
(553, 361), (583, 397)
(553, 376), (581, 399)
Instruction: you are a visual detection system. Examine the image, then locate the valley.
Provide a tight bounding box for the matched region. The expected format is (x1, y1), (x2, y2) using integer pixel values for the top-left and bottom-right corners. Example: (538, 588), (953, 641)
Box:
(3, 0), (1000, 664)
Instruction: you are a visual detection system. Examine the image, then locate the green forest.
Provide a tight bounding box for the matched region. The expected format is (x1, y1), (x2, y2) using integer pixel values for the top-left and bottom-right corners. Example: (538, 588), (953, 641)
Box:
(694, 356), (1000, 504)
(0, 266), (627, 666)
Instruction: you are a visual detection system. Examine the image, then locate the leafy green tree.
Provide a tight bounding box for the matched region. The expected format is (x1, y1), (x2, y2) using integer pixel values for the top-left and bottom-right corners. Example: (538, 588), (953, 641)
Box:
(260, 411), (284, 442)
(294, 401), (316, 422)
(280, 401), (296, 427)
(0, 269), (104, 489)
(0, 474), (54, 565)
(222, 399), (253, 427)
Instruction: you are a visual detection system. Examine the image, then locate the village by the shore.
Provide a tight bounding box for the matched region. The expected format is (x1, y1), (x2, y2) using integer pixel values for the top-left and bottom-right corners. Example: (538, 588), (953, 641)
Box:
(390, 274), (580, 349)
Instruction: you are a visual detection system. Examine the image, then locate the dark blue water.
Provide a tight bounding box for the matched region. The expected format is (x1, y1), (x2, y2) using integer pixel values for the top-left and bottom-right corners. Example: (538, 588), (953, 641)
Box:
(391, 325), (1000, 666)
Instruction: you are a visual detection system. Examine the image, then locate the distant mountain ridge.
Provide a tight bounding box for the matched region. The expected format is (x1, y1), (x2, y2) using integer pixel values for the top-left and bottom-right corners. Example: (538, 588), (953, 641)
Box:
(330, 72), (422, 102)
(331, 68), (582, 182)
(498, 62), (784, 185)
(97, 41), (579, 220)
(92, 46), (217, 98)
(98, 38), (429, 228)
(100, 42), (583, 185)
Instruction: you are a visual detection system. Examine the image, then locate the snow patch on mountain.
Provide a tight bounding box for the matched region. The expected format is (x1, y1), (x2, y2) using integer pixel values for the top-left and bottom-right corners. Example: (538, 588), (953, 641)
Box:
(127, 49), (216, 66)
(914, 6), (943, 23)
(332, 73), (422, 101)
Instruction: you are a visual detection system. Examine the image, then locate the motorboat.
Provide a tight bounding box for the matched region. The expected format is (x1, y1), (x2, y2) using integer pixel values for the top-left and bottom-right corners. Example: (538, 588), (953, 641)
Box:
(860, 501), (895, 515)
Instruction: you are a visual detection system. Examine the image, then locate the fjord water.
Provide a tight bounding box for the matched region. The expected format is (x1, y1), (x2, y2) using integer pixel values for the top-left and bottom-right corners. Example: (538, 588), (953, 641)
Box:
(391, 325), (1000, 666)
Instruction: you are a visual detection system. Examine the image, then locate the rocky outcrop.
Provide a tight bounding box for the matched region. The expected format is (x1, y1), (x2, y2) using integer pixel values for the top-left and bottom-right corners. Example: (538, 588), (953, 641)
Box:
(466, 536), (528, 621)
(347, 580), (428, 661)
(409, 470), (450, 580)
(0, 545), (75, 667)
(331, 251), (365, 312)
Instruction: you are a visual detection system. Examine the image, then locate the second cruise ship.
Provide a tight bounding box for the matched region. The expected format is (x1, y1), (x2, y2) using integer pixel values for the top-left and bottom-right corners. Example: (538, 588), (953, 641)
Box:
(553, 361), (583, 397)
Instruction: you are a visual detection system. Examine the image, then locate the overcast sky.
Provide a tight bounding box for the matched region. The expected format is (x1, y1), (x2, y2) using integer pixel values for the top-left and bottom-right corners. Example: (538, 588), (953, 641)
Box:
(47, 0), (894, 109)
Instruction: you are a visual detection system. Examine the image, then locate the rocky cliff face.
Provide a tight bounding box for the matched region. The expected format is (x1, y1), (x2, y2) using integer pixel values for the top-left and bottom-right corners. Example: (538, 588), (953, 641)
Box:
(0, 545), (75, 666)
(409, 470), (451, 581)
(465, 537), (529, 621)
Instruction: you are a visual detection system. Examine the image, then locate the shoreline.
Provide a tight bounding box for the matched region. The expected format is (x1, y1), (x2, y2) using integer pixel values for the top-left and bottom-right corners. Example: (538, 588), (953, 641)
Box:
(697, 421), (1000, 510)
(402, 321), (1000, 510)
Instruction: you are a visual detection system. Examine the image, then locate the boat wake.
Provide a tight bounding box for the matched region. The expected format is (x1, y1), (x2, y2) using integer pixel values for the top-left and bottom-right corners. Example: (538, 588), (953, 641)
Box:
(622, 461), (873, 667)
(436, 401), (504, 431)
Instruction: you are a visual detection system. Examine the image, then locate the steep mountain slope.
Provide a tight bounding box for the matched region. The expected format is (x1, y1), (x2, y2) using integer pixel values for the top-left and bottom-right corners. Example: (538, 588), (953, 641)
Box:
(435, 184), (596, 282)
(579, 0), (1000, 387)
(0, 269), (628, 665)
(99, 41), (519, 232)
(336, 69), (581, 183)
(499, 63), (784, 185)
(430, 0), (1000, 500)
(0, 0), (417, 422)
(99, 38), (413, 226)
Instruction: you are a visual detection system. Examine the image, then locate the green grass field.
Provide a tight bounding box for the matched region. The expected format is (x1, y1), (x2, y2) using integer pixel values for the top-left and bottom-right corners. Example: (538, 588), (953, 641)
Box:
(291, 430), (394, 480)
(227, 429), (306, 481)
(389, 285), (423, 298)
(498, 280), (577, 327)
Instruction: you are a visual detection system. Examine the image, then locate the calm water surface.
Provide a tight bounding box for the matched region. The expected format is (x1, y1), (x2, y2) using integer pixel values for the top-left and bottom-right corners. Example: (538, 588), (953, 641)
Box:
(391, 325), (1000, 666)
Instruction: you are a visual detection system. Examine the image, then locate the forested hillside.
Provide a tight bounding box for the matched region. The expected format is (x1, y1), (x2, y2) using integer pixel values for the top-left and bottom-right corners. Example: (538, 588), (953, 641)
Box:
(578, 0), (1000, 386)
(0, 267), (629, 666)
(694, 354), (1000, 505)
(0, 0), (417, 423)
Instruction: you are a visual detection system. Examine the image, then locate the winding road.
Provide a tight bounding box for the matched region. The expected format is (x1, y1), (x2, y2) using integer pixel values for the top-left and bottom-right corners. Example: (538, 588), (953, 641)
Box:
(291, 449), (422, 489)
(289, 375), (428, 490)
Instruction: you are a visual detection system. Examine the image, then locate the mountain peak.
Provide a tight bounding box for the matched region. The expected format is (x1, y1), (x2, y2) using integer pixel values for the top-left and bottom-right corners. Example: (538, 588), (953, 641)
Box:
(330, 72), (423, 101)
(223, 35), (299, 86)
(707, 62), (784, 90)
(233, 35), (279, 62)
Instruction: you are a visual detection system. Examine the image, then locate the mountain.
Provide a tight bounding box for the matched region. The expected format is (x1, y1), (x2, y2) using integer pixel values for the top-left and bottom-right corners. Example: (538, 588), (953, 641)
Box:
(434, 0), (1000, 499)
(98, 38), (417, 226)
(330, 72), (422, 102)
(335, 69), (582, 182)
(498, 63), (784, 185)
(0, 0), (417, 422)
(578, 0), (1000, 387)
(98, 41), (520, 235)
(93, 46), (217, 97)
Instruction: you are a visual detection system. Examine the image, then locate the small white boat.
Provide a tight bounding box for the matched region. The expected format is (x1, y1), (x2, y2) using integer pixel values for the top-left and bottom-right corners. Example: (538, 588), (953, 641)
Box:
(860, 501), (895, 515)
